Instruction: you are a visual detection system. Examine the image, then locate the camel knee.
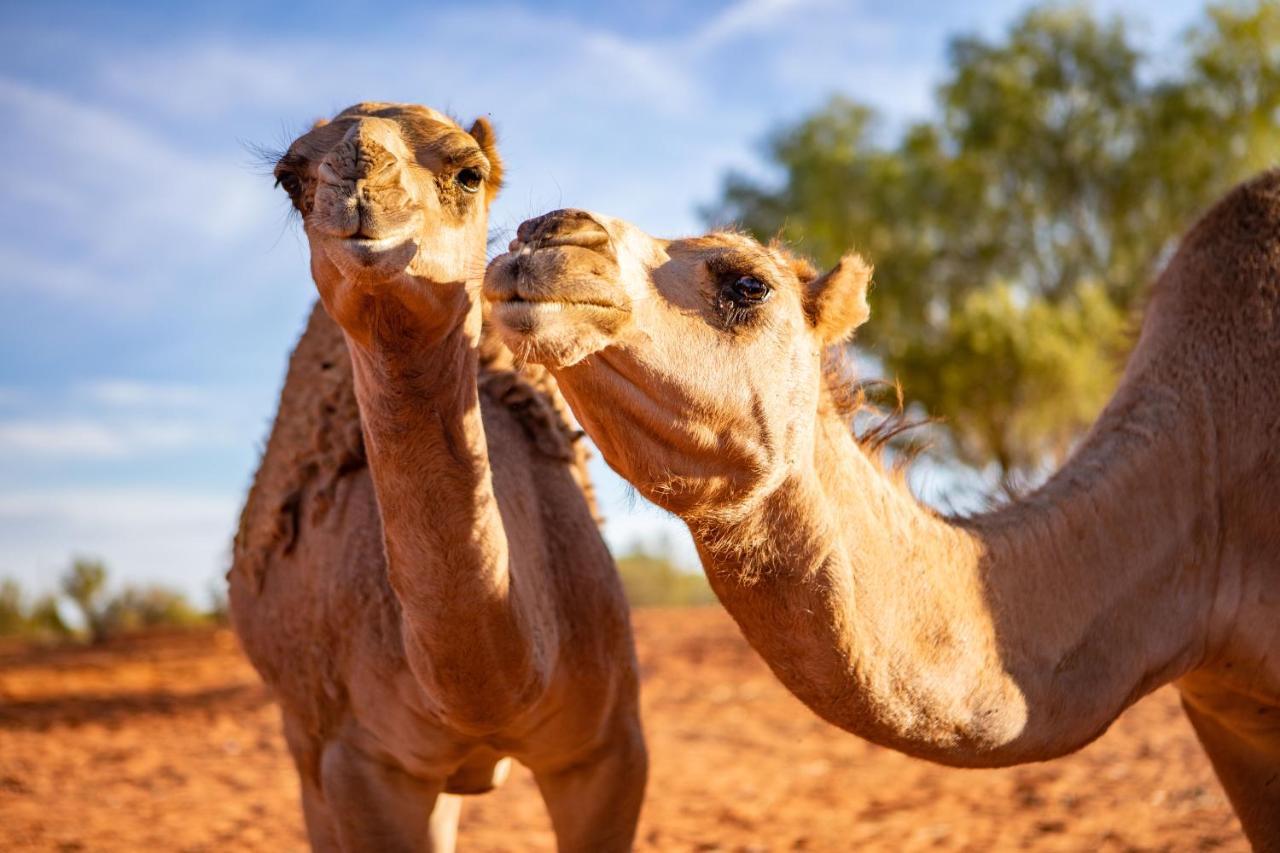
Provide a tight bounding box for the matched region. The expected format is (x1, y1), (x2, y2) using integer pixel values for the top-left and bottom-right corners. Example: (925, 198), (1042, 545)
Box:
(535, 719), (648, 853)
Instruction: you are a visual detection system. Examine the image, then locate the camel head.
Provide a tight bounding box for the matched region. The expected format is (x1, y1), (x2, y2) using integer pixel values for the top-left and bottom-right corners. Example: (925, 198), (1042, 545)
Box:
(274, 102), (503, 344)
(483, 209), (872, 516)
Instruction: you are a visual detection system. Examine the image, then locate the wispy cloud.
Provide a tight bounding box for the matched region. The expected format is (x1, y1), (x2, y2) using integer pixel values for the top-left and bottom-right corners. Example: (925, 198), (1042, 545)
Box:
(690, 0), (824, 52)
(0, 380), (246, 459)
(0, 418), (217, 458)
(0, 244), (109, 301)
(78, 379), (211, 408)
(100, 41), (308, 119)
(0, 487), (235, 528)
(0, 486), (239, 594)
(0, 76), (273, 311)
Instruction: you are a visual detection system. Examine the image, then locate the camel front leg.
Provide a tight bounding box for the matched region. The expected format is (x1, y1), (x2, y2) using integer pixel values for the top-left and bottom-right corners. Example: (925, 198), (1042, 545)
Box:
(1180, 689), (1280, 851)
(319, 739), (458, 853)
(533, 720), (648, 853)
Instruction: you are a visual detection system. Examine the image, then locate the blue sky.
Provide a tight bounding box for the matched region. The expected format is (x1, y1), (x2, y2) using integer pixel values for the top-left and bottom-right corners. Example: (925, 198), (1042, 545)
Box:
(0, 0), (1206, 601)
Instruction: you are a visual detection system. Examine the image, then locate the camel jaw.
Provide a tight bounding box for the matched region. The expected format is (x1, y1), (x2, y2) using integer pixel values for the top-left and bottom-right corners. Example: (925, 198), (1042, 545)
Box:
(489, 298), (629, 368)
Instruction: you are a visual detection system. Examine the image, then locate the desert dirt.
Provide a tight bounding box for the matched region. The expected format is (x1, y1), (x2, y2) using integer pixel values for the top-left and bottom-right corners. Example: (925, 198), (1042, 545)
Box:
(0, 607), (1244, 852)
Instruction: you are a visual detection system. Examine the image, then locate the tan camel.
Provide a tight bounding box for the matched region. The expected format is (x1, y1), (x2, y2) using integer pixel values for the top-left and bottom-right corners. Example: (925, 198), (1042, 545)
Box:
(482, 180), (1280, 848)
(228, 104), (646, 853)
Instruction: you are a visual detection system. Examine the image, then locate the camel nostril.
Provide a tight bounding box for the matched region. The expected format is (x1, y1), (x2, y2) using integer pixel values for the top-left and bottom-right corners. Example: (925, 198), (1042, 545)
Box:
(517, 209), (614, 258)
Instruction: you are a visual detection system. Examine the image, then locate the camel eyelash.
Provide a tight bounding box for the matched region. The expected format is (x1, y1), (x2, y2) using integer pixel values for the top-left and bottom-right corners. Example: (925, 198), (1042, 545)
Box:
(702, 260), (775, 332)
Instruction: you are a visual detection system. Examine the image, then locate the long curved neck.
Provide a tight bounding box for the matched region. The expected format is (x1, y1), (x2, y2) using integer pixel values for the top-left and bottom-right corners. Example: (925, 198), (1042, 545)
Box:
(344, 284), (550, 732)
(687, 352), (1221, 766)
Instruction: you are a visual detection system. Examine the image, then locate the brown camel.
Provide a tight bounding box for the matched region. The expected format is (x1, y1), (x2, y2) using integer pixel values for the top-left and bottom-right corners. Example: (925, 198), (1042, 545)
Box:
(482, 178), (1280, 848)
(228, 104), (646, 852)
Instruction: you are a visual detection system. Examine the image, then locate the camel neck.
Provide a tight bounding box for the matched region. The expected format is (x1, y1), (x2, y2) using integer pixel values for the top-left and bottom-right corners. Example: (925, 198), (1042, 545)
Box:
(343, 285), (547, 732)
(686, 357), (1219, 766)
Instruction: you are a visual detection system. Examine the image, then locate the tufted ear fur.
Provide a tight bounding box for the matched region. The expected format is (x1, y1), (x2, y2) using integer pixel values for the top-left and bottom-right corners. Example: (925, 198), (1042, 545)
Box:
(468, 117), (505, 204)
(804, 253), (872, 344)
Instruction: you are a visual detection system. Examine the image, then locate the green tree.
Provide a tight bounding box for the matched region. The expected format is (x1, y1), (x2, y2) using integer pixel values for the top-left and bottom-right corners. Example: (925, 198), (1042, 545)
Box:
(61, 557), (110, 643)
(710, 1), (1280, 484)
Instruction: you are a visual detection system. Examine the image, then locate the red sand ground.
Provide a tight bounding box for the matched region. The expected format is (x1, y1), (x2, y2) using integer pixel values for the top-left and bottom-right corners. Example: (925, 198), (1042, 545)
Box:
(0, 607), (1244, 851)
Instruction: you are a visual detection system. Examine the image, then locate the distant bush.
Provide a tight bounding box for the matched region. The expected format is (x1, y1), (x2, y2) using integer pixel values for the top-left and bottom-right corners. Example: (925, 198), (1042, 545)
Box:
(616, 546), (715, 608)
(61, 558), (110, 643)
(206, 580), (230, 627)
(28, 595), (72, 638)
(0, 579), (26, 636)
(103, 584), (207, 634)
(0, 578), (72, 640)
(0, 557), (220, 643)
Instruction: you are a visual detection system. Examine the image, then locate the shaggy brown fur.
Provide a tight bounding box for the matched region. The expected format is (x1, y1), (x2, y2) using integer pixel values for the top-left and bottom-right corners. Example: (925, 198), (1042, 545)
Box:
(229, 105), (644, 853)
(484, 182), (1280, 848)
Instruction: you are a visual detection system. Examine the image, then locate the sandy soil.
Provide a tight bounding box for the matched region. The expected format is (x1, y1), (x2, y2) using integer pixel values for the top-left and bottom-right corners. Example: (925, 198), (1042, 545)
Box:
(0, 607), (1244, 851)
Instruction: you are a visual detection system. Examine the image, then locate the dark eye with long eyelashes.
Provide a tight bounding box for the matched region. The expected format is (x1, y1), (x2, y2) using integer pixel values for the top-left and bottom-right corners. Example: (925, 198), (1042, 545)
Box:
(275, 172), (302, 199)
(455, 167), (483, 193)
(724, 275), (771, 306)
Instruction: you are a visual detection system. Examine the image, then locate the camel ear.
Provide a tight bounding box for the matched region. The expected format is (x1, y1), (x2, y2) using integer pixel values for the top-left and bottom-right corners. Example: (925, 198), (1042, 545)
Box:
(468, 117), (504, 203)
(804, 253), (872, 344)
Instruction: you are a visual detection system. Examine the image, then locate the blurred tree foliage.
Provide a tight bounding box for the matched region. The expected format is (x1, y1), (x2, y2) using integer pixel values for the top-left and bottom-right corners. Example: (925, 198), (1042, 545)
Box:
(0, 579), (29, 636)
(709, 2), (1280, 482)
(0, 579), (70, 639)
(0, 558), (217, 643)
(62, 557), (110, 643)
(616, 544), (715, 608)
(102, 584), (206, 634)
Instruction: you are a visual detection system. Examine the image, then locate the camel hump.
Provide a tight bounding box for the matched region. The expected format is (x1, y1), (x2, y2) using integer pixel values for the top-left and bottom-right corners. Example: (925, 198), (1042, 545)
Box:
(232, 303), (365, 591)
(1207, 168), (1280, 253)
(1149, 169), (1280, 349)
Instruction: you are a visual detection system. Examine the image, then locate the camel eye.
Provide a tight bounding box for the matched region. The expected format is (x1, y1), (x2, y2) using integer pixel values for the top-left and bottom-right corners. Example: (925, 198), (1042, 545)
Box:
(455, 167), (483, 193)
(275, 171), (303, 199)
(726, 275), (771, 306)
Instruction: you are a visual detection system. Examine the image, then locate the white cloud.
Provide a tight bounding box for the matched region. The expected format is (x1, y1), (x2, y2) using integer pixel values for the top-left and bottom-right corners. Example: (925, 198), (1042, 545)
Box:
(0, 487), (239, 598)
(101, 41), (307, 119)
(78, 379), (211, 408)
(0, 244), (110, 301)
(691, 0), (823, 52)
(0, 377), (256, 459)
(581, 31), (702, 109)
(0, 76), (274, 310)
(0, 417), (215, 458)
(0, 488), (234, 529)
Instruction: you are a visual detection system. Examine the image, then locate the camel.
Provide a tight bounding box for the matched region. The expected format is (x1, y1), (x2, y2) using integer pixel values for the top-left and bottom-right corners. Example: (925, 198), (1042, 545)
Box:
(227, 104), (646, 853)
(481, 179), (1280, 848)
